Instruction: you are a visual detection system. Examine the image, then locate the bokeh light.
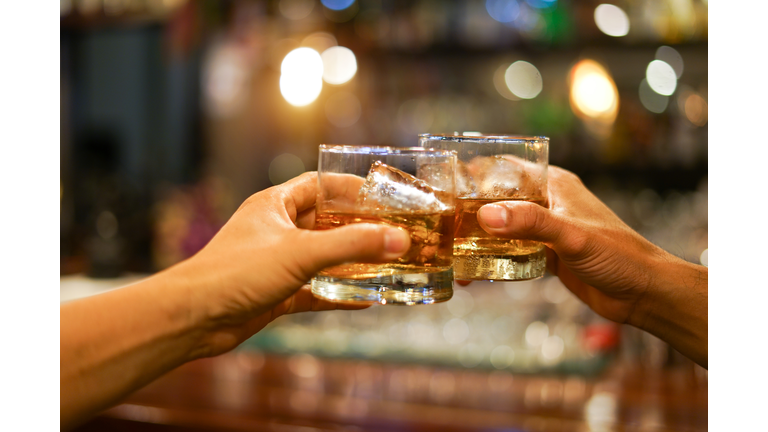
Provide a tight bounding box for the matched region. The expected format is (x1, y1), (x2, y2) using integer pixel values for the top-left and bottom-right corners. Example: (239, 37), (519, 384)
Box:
(490, 345), (515, 369)
(504, 60), (543, 99)
(279, 0), (315, 20)
(646, 60), (677, 96)
(486, 0), (520, 23)
(541, 335), (565, 361)
(700, 249), (708, 267)
(655, 46), (684, 78)
(525, 0), (556, 9)
(493, 63), (520, 101)
(525, 321), (549, 346)
(569, 59), (619, 119)
(268, 153), (306, 185)
(61, 0), (73, 15)
(639, 78), (669, 113)
(322, 0), (355, 11)
(203, 46), (250, 118)
(594, 4), (630, 37)
(280, 47), (324, 106)
(325, 92), (362, 127)
(684, 93), (708, 126)
(302, 32), (337, 54)
(321, 46), (357, 85)
(443, 318), (470, 344)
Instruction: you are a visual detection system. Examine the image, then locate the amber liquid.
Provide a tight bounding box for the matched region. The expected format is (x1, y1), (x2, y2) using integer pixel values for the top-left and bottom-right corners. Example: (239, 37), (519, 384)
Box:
(453, 197), (547, 280)
(315, 211), (455, 279)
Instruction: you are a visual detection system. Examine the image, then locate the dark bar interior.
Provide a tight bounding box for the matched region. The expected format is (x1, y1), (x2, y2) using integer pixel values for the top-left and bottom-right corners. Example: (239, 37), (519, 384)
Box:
(60, 1), (707, 430)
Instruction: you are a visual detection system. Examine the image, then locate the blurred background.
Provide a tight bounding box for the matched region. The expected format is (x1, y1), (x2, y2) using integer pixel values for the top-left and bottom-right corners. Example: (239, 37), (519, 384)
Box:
(60, 0), (707, 430)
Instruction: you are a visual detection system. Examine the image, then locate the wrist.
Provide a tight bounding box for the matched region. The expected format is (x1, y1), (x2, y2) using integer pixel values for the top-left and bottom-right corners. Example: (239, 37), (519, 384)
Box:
(630, 250), (708, 367)
(152, 261), (219, 361)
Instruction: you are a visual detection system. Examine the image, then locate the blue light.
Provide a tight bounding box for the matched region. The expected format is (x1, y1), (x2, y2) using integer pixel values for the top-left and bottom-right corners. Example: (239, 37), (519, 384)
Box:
(321, 0), (355, 11)
(525, 0), (556, 9)
(486, 0), (521, 23)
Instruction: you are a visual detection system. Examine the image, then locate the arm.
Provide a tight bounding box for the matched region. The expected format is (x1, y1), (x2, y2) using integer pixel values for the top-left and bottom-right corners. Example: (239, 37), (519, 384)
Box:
(60, 172), (411, 430)
(477, 166), (708, 368)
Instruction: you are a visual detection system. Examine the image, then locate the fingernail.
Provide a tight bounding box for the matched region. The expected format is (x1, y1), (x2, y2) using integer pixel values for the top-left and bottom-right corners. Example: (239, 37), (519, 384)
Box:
(384, 228), (410, 254)
(478, 204), (508, 228)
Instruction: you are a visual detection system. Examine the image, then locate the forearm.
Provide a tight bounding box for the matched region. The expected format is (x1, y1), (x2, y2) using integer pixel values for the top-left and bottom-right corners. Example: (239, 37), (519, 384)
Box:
(632, 253), (708, 368)
(60, 270), (206, 430)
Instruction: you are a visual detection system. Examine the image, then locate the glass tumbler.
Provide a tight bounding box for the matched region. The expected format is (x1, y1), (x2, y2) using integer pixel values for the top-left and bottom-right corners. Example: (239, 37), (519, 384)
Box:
(310, 145), (457, 305)
(418, 133), (549, 281)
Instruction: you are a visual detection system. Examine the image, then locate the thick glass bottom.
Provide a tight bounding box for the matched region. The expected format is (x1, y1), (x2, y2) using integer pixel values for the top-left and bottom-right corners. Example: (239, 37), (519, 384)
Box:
(453, 248), (546, 281)
(310, 267), (454, 306)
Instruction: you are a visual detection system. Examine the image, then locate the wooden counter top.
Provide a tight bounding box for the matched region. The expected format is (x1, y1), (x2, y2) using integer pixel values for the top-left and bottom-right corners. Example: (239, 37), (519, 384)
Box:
(75, 352), (707, 431)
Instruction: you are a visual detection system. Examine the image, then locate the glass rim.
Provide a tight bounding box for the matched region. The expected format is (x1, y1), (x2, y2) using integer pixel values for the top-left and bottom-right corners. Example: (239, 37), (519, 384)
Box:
(418, 132), (549, 143)
(319, 144), (457, 157)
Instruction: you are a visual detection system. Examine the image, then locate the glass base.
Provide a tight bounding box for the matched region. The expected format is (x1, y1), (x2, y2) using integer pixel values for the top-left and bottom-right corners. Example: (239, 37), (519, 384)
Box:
(453, 249), (546, 281)
(311, 268), (454, 306)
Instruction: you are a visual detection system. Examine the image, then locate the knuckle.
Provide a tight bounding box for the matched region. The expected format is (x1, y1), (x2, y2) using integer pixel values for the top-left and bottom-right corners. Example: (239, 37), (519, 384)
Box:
(520, 204), (544, 233)
(550, 166), (582, 186)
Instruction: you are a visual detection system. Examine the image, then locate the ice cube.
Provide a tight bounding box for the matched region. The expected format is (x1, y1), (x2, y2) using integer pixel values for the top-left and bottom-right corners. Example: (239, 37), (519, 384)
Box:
(357, 161), (450, 212)
(416, 160), (475, 198)
(467, 155), (543, 198)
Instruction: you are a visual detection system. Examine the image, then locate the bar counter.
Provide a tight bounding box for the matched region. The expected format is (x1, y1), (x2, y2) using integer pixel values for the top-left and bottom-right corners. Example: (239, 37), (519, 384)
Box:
(75, 351), (707, 432)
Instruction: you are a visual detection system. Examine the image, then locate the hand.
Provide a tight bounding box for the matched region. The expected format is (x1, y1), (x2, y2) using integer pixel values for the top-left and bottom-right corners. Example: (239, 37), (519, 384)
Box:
(167, 171), (411, 358)
(475, 166), (707, 367)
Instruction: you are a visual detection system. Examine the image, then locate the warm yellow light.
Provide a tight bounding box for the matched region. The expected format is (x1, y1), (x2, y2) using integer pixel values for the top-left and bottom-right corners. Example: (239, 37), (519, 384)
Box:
(321, 46), (357, 85)
(569, 60), (618, 120)
(684, 93), (708, 126)
(280, 47), (324, 106)
(574, 73), (614, 114)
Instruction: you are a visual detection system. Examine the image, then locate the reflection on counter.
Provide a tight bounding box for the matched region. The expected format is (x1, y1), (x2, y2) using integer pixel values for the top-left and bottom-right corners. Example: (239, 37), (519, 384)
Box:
(242, 277), (618, 375)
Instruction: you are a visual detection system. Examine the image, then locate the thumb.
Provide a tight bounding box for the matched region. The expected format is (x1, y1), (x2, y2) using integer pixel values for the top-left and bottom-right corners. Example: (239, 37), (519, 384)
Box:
(293, 223), (411, 277)
(477, 201), (564, 245)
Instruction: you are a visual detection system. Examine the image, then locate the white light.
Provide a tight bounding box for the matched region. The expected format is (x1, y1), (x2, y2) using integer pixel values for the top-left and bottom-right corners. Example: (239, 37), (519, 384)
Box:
(639, 78), (669, 113)
(541, 335), (565, 360)
(203, 46), (250, 118)
(280, 48), (324, 106)
(700, 249), (708, 267)
(585, 392), (617, 429)
(525, 321), (549, 346)
(281, 47), (324, 77)
(321, 46), (357, 85)
(325, 92), (362, 127)
(656, 46), (684, 78)
(594, 4), (630, 37)
(504, 61), (543, 99)
(646, 60), (677, 96)
(268, 154), (306, 185)
(280, 75), (323, 107)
